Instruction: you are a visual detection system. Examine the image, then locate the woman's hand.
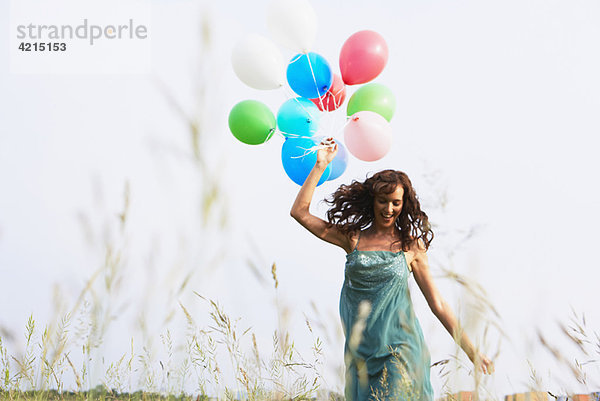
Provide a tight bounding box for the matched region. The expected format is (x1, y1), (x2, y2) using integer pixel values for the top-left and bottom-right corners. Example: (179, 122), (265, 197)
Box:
(316, 137), (338, 166)
(473, 353), (495, 375)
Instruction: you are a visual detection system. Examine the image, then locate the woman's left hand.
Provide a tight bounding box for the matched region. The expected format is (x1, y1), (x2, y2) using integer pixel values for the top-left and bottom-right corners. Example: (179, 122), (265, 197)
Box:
(474, 354), (495, 375)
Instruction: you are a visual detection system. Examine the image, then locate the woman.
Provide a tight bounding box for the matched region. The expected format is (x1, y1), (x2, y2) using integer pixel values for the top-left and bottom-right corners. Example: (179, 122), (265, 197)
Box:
(290, 138), (494, 401)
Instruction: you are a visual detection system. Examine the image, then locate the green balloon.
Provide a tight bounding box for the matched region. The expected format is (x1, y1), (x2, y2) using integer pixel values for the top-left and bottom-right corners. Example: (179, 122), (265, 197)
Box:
(347, 83), (396, 122)
(229, 100), (276, 145)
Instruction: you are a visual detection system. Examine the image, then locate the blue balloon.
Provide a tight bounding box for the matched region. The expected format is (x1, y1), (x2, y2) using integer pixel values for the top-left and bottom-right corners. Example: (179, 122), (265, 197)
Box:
(287, 53), (332, 99)
(281, 137), (331, 186)
(277, 97), (320, 138)
(327, 140), (349, 181)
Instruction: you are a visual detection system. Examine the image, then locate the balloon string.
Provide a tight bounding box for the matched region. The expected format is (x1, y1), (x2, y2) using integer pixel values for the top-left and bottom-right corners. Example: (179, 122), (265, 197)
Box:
(264, 128), (276, 143)
(278, 88), (321, 139)
(279, 59), (348, 146)
(291, 96), (318, 124)
(277, 131), (318, 140)
(289, 53), (303, 64)
(332, 85), (345, 109)
(276, 130), (297, 139)
(289, 143), (335, 159)
(333, 117), (352, 137)
(277, 118), (349, 146)
(327, 86), (346, 143)
(305, 54), (326, 111)
(282, 86), (317, 124)
(275, 128), (309, 140)
(289, 145), (318, 159)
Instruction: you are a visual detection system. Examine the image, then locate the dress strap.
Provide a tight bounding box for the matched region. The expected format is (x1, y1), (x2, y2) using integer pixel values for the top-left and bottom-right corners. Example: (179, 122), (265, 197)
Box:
(353, 231), (361, 251)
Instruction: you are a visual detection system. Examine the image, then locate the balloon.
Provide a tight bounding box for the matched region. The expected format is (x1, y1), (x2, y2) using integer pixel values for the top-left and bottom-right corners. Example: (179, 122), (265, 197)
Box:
(277, 97), (320, 138)
(310, 73), (346, 112)
(339, 30), (389, 85)
(231, 34), (285, 90)
(327, 140), (348, 181)
(267, 0), (317, 53)
(344, 111), (392, 161)
(281, 137), (331, 186)
(347, 83), (396, 122)
(287, 52), (333, 99)
(228, 100), (276, 145)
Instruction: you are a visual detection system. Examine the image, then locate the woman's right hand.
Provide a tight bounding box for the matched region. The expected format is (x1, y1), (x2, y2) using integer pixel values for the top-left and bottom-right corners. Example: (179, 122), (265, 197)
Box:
(317, 137), (338, 166)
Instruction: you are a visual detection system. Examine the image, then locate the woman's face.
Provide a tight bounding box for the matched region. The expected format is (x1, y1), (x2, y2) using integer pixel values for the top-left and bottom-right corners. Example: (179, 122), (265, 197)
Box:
(373, 185), (404, 228)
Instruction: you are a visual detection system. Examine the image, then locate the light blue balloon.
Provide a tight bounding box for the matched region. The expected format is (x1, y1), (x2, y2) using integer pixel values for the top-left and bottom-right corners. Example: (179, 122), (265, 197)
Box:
(327, 140), (349, 181)
(277, 97), (321, 138)
(287, 52), (332, 99)
(281, 137), (331, 186)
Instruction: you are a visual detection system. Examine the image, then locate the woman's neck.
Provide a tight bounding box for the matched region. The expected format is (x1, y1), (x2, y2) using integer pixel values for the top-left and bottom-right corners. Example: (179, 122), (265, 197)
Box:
(369, 225), (400, 238)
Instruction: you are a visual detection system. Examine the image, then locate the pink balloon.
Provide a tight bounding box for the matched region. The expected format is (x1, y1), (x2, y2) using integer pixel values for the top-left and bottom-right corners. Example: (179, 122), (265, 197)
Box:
(344, 111), (392, 161)
(310, 73), (346, 111)
(339, 30), (388, 85)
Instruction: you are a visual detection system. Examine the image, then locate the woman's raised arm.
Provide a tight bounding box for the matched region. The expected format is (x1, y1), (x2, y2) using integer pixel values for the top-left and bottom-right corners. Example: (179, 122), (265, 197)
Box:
(290, 138), (353, 253)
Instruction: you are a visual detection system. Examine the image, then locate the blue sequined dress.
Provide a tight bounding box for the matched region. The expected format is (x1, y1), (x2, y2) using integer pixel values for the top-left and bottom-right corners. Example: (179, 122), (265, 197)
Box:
(340, 238), (434, 401)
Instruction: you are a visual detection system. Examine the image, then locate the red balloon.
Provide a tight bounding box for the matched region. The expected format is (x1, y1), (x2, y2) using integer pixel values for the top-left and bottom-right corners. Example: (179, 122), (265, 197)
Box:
(310, 73), (346, 111)
(339, 30), (388, 85)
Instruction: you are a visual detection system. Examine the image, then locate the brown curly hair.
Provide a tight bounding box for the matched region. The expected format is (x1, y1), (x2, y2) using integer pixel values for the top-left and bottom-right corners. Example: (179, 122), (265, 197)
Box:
(325, 170), (434, 251)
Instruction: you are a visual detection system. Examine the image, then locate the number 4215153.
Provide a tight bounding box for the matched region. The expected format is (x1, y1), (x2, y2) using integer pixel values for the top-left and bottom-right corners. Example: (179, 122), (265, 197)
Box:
(19, 42), (67, 51)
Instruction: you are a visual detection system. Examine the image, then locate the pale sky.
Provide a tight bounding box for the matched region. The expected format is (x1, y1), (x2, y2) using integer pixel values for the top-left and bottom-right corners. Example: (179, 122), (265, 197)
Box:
(1, 0), (600, 398)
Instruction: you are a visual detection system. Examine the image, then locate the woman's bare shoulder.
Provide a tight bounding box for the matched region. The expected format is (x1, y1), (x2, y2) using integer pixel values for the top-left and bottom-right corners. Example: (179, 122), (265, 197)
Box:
(409, 237), (427, 253)
(345, 229), (361, 254)
(404, 237), (427, 266)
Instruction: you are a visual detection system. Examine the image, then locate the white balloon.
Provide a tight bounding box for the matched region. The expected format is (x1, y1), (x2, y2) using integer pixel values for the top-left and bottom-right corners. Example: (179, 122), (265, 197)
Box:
(267, 0), (317, 53)
(231, 34), (285, 90)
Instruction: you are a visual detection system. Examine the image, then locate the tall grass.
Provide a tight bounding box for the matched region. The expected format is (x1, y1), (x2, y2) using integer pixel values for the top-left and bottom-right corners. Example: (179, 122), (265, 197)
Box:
(0, 267), (327, 400)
